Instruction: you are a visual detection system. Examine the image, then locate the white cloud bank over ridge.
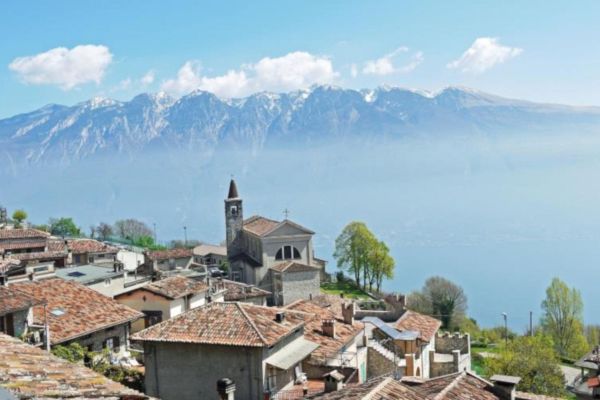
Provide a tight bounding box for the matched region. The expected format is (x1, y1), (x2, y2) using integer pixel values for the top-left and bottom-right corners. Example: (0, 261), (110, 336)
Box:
(161, 51), (338, 97)
(9, 45), (112, 90)
(362, 47), (424, 76)
(447, 37), (522, 73)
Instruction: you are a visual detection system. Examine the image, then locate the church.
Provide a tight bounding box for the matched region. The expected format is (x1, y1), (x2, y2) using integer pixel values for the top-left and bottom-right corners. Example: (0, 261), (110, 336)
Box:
(224, 179), (323, 305)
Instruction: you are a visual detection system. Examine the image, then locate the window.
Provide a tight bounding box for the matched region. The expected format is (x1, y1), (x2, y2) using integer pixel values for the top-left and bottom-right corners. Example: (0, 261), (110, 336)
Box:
(230, 205), (238, 216)
(103, 336), (121, 353)
(231, 271), (241, 282)
(143, 311), (163, 328)
(275, 245), (302, 261)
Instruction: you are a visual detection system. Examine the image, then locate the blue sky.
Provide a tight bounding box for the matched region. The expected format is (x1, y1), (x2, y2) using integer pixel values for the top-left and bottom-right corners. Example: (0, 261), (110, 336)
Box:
(1, 0), (600, 117)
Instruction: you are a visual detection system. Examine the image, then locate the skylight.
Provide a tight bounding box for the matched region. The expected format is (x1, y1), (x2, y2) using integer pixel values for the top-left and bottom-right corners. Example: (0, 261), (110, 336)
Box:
(67, 271), (85, 277)
(50, 308), (66, 316)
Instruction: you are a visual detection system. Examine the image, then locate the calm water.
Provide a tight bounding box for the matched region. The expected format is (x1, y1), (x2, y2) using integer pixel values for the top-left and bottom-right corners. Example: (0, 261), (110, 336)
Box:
(4, 133), (600, 328)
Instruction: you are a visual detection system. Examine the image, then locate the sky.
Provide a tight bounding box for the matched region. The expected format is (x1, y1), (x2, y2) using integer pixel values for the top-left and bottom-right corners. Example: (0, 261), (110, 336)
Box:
(1, 0), (600, 118)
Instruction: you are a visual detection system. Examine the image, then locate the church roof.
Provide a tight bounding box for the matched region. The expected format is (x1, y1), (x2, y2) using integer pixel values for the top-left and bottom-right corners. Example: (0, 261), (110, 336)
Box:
(227, 179), (239, 199)
(243, 215), (314, 237)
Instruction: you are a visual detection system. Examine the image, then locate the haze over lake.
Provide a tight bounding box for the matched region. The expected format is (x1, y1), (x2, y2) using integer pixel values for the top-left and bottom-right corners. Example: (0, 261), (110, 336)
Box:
(3, 131), (600, 328)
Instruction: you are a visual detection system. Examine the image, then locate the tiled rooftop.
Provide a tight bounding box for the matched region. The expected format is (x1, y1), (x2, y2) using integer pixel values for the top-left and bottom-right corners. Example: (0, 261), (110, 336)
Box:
(310, 372), (564, 400)
(221, 279), (271, 301)
(11, 250), (67, 261)
(0, 258), (21, 274)
(133, 302), (308, 347)
(286, 298), (363, 365)
(0, 239), (48, 251)
(243, 215), (281, 236)
(145, 247), (193, 261)
(0, 333), (148, 399)
(271, 261), (320, 273)
(193, 243), (227, 257)
(143, 276), (209, 299)
(0, 228), (50, 240)
(0, 286), (40, 316)
(67, 238), (119, 254)
(11, 278), (143, 344)
(395, 310), (442, 343)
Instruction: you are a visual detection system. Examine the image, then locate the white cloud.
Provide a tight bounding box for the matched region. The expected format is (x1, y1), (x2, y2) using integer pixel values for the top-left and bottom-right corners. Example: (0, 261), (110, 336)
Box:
(140, 70), (155, 86)
(362, 47), (423, 76)
(447, 37), (523, 73)
(161, 51), (338, 97)
(116, 78), (132, 90)
(350, 64), (358, 78)
(9, 45), (112, 90)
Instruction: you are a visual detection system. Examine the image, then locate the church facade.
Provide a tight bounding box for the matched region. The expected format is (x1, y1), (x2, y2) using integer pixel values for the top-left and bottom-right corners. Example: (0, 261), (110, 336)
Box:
(224, 179), (321, 305)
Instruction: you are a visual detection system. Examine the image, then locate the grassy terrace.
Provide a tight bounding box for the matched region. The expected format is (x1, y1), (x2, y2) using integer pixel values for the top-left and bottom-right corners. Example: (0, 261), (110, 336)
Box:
(320, 281), (372, 299)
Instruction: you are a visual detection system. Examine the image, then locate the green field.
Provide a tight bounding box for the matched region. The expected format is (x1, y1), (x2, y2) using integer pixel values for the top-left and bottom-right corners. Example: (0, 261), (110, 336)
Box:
(320, 281), (371, 299)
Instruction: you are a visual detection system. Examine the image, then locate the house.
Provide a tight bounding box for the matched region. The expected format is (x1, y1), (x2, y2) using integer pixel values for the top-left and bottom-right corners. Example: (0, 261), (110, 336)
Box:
(0, 229), (68, 270)
(67, 238), (119, 267)
(0, 285), (40, 339)
(307, 370), (562, 400)
(55, 263), (151, 297)
(133, 302), (320, 400)
(286, 296), (368, 384)
(145, 248), (194, 272)
(224, 179), (322, 304)
(572, 345), (600, 399)
(0, 333), (149, 399)
(10, 278), (143, 356)
(193, 243), (228, 267)
(365, 304), (470, 380)
(221, 278), (271, 305)
(115, 275), (225, 332)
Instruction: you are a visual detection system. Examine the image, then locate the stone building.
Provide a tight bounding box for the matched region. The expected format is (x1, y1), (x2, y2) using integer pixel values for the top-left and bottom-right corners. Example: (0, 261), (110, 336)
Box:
(10, 278), (142, 357)
(133, 302), (319, 400)
(0, 285), (39, 338)
(224, 179), (322, 304)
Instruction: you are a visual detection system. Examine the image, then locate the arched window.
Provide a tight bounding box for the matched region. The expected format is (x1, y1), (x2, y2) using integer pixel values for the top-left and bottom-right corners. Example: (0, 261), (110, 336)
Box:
(275, 245), (302, 261)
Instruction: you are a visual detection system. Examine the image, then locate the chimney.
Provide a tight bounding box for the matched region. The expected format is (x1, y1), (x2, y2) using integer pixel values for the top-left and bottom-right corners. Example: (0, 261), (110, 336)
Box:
(217, 378), (236, 400)
(275, 311), (286, 323)
(322, 319), (336, 338)
(490, 375), (521, 400)
(323, 369), (345, 393)
(342, 302), (354, 325)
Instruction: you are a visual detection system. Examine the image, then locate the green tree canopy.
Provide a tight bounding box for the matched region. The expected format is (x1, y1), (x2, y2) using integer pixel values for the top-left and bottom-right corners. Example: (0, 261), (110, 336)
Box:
(485, 334), (566, 397)
(541, 277), (589, 358)
(12, 209), (27, 227)
(49, 217), (81, 237)
(368, 240), (395, 292)
(407, 276), (467, 330)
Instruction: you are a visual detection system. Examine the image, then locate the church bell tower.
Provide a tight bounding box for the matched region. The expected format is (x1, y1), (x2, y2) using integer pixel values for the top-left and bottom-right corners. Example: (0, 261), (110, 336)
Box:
(225, 179), (243, 257)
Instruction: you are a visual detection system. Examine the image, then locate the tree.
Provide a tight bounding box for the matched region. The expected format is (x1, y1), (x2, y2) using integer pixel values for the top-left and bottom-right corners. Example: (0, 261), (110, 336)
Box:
(407, 276), (467, 330)
(96, 222), (113, 240)
(333, 222), (377, 290)
(114, 219), (153, 241)
(49, 217), (81, 237)
(541, 277), (589, 358)
(486, 334), (566, 397)
(12, 209), (27, 227)
(585, 325), (600, 347)
(368, 240), (395, 292)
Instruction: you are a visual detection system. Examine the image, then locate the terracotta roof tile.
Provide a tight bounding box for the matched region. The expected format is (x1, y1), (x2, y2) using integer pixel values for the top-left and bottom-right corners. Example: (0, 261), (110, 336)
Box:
(67, 238), (118, 254)
(11, 250), (67, 261)
(286, 299), (363, 365)
(133, 302), (308, 347)
(221, 279), (271, 301)
(308, 376), (426, 400)
(143, 276), (209, 299)
(271, 261), (320, 273)
(145, 248), (193, 261)
(0, 286), (40, 316)
(0, 228), (49, 239)
(243, 215), (281, 236)
(193, 243), (227, 257)
(11, 279), (143, 344)
(396, 310), (442, 342)
(0, 258), (21, 274)
(0, 239), (47, 251)
(0, 333), (148, 399)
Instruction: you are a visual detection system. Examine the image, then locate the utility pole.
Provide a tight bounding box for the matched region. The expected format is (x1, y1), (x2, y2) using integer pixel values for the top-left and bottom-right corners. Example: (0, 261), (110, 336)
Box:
(183, 226), (188, 246)
(502, 312), (508, 345)
(153, 223), (157, 243)
(529, 311), (533, 336)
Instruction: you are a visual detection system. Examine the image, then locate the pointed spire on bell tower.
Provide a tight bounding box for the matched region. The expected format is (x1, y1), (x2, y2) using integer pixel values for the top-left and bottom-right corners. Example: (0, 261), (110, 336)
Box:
(228, 178), (239, 199)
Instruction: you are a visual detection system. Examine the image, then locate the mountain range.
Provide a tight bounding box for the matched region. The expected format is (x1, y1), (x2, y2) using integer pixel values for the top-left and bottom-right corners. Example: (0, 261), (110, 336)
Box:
(2, 85), (600, 169)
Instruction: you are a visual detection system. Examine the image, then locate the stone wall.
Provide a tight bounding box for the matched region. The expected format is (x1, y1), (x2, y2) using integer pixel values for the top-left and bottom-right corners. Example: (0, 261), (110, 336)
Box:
(281, 269), (320, 305)
(367, 345), (405, 379)
(61, 323), (130, 358)
(435, 332), (470, 355)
